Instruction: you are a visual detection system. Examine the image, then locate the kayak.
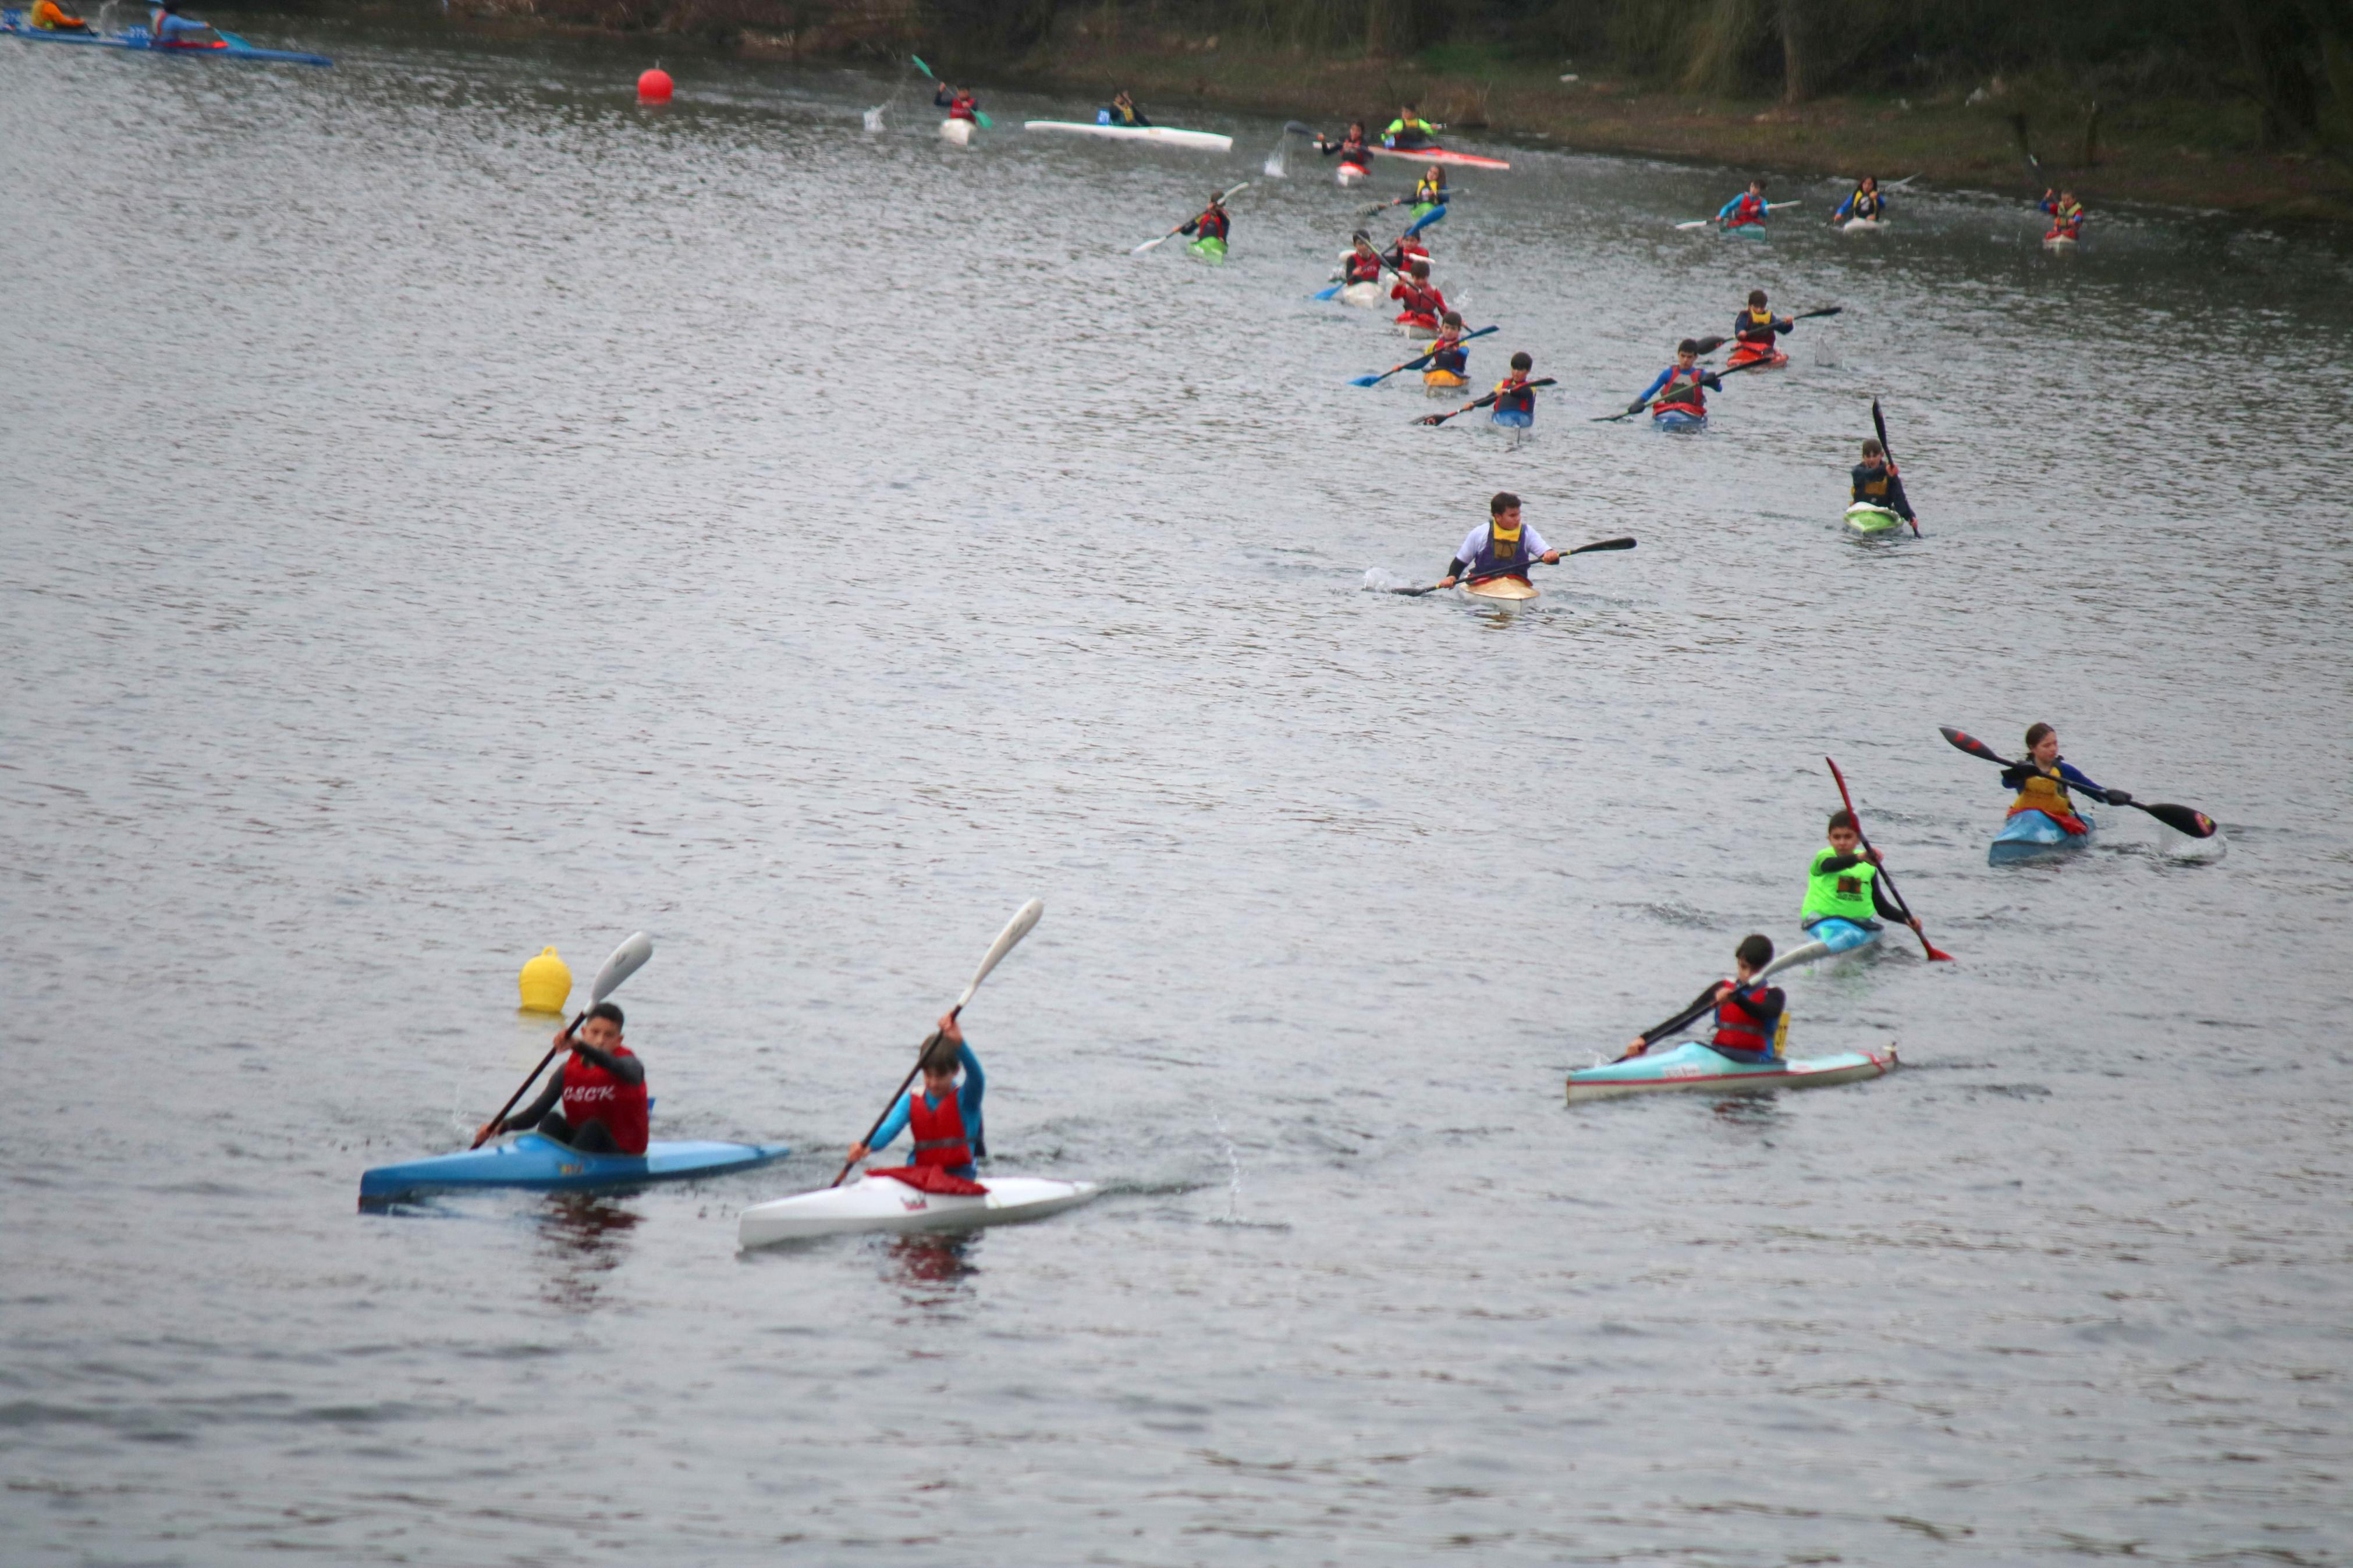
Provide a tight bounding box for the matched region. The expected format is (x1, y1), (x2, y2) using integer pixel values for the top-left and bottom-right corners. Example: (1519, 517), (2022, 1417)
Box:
(1567, 1040), (1897, 1104)
(1395, 321), (1437, 340)
(2043, 230), (2079, 250)
(1339, 280), (1381, 308)
(1025, 120), (1233, 153)
(738, 1171), (1100, 1246)
(1336, 162), (1369, 187)
(1423, 368), (1466, 394)
(1462, 575), (1537, 602)
(1187, 236), (1227, 265)
(1722, 222), (1769, 239)
(1410, 201), (1446, 225)
(359, 1132), (792, 1205)
(1726, 347), (1790, 370)
(1989, 808), (2095, 866)
(1762, 918), (1884, 979)
(1372, 144), (1510, 170)
(1653, 408), (1706, 433)
(0, 11), (332, 65)
(1845, 502), (1903, 535)
(1490, 408), (1533, 429)
(1839, 217), (1887, 233)
(939, 118), (975, 145)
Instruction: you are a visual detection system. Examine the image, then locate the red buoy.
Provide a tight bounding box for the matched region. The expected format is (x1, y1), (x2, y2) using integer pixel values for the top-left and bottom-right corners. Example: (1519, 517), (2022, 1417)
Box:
(637, 67), (673, 104)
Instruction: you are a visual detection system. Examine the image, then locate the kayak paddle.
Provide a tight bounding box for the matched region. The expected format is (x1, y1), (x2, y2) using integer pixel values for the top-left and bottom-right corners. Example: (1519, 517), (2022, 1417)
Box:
(1620, 988), (1725, 1059)
(1871, 397), (1922, 536)
(1940, 727), (2218, 838)
(1591, 354), (1771, 422)
(832, 898), (1044, 1187)
(1389, 536), (1634, 596)
(1825, 756), (1953, 962)
(1350, 325), (1497, 386)
(1674, 200), (1801, 230)
(1416, 376), (1555, 426)
(1133, 182), (1251, 255)
(912, 55), (991, 129)
(473, 931), (654, 1147)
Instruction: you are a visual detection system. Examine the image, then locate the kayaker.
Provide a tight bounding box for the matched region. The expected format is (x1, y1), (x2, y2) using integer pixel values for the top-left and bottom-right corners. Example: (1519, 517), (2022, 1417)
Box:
(845, 1012), (985, 1179)
(1716, 177), (1769, 230)
(1626, 339), (1722, 420)
(1379, 230), (1429, 275)
(1102, 90), (1149, 127)
(1383, 104), (1439, 150)
(2003, 723), (2127, 830)
(1851, 439), (1917, 526)
(1316, 121), (1374, 178)
(29, 0), (95, 31)
(1340, 232), (1386, 287)
(1488, 351), (1537, 429)
(2040, 188), (2086, 241)
(1179, 191), (1230, 248)
(1832, 175), (1887, 225)
(474, 1002), (649, 1156)
(1436, 490), (1561, 592)
(1804, 811), (1922, 946)
(1626, 935), (1787, 1062)
(1424, 311), (1471, 389)
(933, 82), (980, 123)
(1729, 289), (1791, 368)
(148, 0), (216, 45)
(1413, 165), (1449, 212)
(1390, 257), (1446, 333)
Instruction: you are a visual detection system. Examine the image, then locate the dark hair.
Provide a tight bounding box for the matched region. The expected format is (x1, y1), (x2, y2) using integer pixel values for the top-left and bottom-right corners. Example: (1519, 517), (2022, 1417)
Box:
(1510, 350), (1532, 371)
(1736, 934), (1774, 968)
(586, 1001), (624, 1029)
(1352, 230), (1371, 244)
(1752, 176), (1768, 189)
(1747, 289), (1768, 307)
(1442, 310), (1463, 327)
(1490, 491), (1521, 515)
(1828, 809), (1857, 833)
(2025, 721), (2056, 749)
(1676, 337), (1699, 355)
(920, 1033), (961, 1075)
(1410, 259), (1429, 276)
(1861, 438), (1884, 458)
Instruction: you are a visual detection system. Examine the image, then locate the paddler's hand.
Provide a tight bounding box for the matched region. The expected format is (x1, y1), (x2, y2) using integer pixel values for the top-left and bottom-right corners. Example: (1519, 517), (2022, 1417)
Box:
(1713, 982), (1733, 1001)
(472, 1119), (502, 1148)
(1865, 847), (1884, 865)
(1438, 575), (1459, 589)
(1540, 549), (1561, 564)
(846, 1142), (871, 1164)
(2104, 788), (2132, 805)
(1623, 1037), (1649, 1058)
(1626, 400), (1646, 414)
(936, 1011), (964, 1045)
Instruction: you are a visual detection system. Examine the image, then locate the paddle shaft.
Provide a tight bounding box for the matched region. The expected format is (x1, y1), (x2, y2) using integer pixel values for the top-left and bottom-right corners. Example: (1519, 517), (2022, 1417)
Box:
(1825, 756), (1951, 961)
(1357, 324), (1497, 385)
(1391, 536), (1634, 595)
(1594, 355), (1768, 422)
(1871, 397), (1921, 536)
(478, 1018), (584, 1146)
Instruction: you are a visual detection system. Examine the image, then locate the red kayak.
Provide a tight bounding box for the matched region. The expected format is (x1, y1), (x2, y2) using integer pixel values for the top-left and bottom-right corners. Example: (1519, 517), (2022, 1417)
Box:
(1372, 144), (1511, 170)
(1726, 346), (1790, 370)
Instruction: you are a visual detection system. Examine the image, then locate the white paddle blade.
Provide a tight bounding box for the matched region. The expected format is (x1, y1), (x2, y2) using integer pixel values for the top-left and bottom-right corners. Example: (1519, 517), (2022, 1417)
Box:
(1131, 235), (1169, 254)
(954, 898), (1044, 1011)
(1674, 219), (1709, 230)
(589, 932), (655, 1004)
(1758, 941), (1830, 981)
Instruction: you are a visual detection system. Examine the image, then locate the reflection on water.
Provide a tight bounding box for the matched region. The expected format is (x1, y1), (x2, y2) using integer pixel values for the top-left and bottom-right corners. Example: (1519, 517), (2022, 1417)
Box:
(879, 1232), (981, 1305)
(534, 1195), (641, 1311)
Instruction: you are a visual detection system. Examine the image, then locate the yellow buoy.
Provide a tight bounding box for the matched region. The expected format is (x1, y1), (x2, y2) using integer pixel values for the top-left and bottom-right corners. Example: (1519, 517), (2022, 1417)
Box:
(517, 946), (572, 1013)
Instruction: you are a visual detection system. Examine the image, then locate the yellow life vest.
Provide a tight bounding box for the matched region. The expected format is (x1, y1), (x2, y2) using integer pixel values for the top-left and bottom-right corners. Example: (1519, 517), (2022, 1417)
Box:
(2010, 764), (2074, 816)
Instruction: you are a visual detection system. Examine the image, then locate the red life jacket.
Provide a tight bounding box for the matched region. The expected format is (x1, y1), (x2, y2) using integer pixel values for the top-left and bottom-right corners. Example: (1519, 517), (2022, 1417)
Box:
(1191, 207), (1230, 242)
(1392, 279), (1443, 326)
(1655, 365), (1708, 412)
(1726, 193), (1766, 227)
(560, 1046), (648, 1155)
(947, 93), (977, 122)
(1344, 251), (1382, 284)
(1711, 982), (1781, 1055)
(906, 1087), (973, 1170)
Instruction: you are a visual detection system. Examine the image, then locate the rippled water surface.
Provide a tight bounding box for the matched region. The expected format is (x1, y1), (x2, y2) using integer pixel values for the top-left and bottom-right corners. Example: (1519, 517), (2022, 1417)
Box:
(5, 16), (2352, 1565)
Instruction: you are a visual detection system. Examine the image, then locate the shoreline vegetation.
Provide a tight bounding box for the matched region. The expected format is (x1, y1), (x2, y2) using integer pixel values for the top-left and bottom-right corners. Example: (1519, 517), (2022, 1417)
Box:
(435, 0), (2352, 224)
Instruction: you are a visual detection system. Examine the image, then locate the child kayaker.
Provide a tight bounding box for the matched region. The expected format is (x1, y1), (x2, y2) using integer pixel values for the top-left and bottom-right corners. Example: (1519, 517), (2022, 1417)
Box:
(934, 82), (980, 122)
(1316, 121), (1374, 180)
(1802, 810), (1921, 951)
(1489, 351), (1537, 428)
(845, 1012), (985, 1179)
(475, 1002), (649, 1155)
(1390, 258), (1446, 335)
(1179, 191), (1230, 249)
(1102, 90), (1149, 127)
(1729, 289), (1792, 368)
(1423, 311), (1471, 392)
(2003, 724), (2128, 830)
(1340, 231), (1385, 287)
(1851, 439), (1917, 526)
(1717, 176), (1769, 230)
(2040, 188), (2086, 241)
(1626, 339), (1722, 422)
(1436, 490), (1561, 592)
(29, 0), (95, 30)
(148, 1), (215, 45)
(1625, 934), (1786, 1061)
(1384, 102), (1438, 150)
(1412, 164), (1448, 222)
(1832, 175), (1886, 225)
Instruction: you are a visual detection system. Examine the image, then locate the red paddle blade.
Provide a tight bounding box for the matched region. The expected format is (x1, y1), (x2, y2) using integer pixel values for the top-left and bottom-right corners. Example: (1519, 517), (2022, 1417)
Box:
(1940, 724), (2003, 763)
(1922, 940), (1955, 962)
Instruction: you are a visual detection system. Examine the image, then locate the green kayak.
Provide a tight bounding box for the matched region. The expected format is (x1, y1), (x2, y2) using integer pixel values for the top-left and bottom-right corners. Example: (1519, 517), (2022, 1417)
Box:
(1844, 502), (1902, 535)
(1187, 236), (1227, 265)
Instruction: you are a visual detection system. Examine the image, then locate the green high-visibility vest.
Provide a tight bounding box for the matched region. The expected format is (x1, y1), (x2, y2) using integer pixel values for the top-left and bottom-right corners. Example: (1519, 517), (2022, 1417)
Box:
(1801, 846), (1877, 923)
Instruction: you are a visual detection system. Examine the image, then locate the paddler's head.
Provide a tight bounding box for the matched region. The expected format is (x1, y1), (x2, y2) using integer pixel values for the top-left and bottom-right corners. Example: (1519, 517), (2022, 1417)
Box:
(1675, 337), (1700, 367)
(1748, 288), (1769, 308)
(1440, 310), (1463, 335)
(2025, 722), (2059, 766)
(1861, 438), (1885, 468)
(1401, 102), (1418, 118)
(1352, 230), (1374, 253)
(1208, 191), (1226, 210)
(919, 1012), (966, 1098)
(1409, 258), (1430, 280)
(1348, 120), (1365, 137)
(1489, 491), (1521, 532)
(1508, 350), (1532, 379)
(1826, 809), (1860, 854)
(1749, 176), (1767, 195)
(1860, 175), (1878, 191)
(1735, 934), (1774, 982)
(576, 1001), (624, 1055)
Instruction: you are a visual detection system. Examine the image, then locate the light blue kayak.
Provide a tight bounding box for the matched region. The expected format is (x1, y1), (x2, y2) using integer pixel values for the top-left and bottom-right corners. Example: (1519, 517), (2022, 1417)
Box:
(1989, 809), (2095, 866)
(1653, 408), (1705, 433)
(1762, 917), (1883, 977)
(1567, 1039), (1896, 1104)
(1490, 408), (1533, 429)
(360, 1132), (792, 1205)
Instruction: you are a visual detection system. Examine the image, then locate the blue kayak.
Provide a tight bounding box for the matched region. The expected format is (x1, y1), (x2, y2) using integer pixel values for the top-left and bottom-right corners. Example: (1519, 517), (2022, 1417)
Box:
(1989, 808), (2095, 866)
(360, 1132), (792, 1204)
(1762, 917), (1883, 977)
(1653, 408), (1705, 433)
(1490, 408), (1533, 429)
(0, 11), (332, 65)
(1567, 1039), (1896, 1104)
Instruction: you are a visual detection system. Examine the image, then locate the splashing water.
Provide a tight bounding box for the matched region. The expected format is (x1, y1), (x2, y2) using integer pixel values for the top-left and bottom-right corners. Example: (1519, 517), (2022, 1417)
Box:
(863, 106), (885, 133)
(1262, 136), (1287, 179)
(1212, 1112), (1244, 1223)
(1361, 567), (1398, 593)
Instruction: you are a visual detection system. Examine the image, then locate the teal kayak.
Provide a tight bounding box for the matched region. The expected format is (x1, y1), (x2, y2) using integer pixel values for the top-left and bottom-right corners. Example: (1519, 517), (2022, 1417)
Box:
(1989, 808), (2095, 866)
(360, 1132), (792, 1206)
(1567, 1039), (1896, 1104)
(0, 10), (332, 65)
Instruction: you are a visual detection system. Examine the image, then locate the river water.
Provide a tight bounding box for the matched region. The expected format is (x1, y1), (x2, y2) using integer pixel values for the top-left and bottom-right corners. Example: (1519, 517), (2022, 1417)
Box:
(5, 15), (2351, 1566)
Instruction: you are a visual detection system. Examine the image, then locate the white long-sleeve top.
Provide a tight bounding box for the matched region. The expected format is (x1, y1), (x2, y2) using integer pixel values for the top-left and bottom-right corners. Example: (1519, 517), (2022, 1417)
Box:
(1454, 521), (1550, 566)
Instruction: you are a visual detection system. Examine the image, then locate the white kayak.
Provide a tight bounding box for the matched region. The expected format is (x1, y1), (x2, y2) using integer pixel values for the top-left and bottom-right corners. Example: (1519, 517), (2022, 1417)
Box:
(1025, 120), (1232, 153)
(1339, 280), (1381, 308)
(1336, 163), (1368, 187)
(737, 1172), (1101, 1247)
(939, 118), (975, 146)
(1839, 217), (1887, 233)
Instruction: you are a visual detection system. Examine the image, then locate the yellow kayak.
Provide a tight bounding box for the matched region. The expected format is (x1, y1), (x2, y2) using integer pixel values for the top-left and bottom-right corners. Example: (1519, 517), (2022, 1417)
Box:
(1463, 575), (1538, 602)
(1422, 368), (1467, 394)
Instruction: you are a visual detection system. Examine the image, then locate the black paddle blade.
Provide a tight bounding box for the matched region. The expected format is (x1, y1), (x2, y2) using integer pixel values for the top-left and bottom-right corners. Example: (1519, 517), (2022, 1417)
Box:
(2145, 802), (2220, 838)
(1872, 397), (1893, 461)
(1414, 410), (1458, 426)
(1691, 335), (1729, 354)
(1573, 537), (1637, 553)
(1940, 725), (2006, 764)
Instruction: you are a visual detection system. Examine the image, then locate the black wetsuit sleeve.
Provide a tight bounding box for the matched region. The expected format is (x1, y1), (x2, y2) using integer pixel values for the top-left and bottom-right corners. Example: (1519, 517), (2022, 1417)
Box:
(567, 1041), (644, 1086)
(1872, 878), (1910, 921)
(1446, 556), (1472, 580)
(504, 1064), (566, 1132)
(1725, 986), (1785, 1030)
(1179, 218), (1199, 235)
